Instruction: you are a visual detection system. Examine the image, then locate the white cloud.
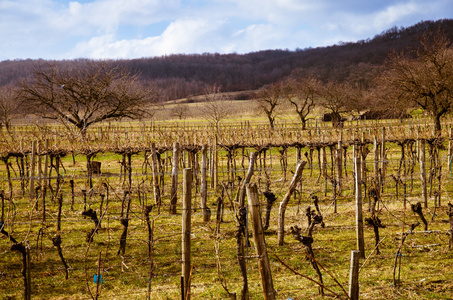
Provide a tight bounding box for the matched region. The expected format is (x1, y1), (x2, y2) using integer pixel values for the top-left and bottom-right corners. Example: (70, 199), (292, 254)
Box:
(372, 2), (420, 31)
(316, 1), (438, 46)
(69, 18), (228, 58)
(232, 24), (286, 51)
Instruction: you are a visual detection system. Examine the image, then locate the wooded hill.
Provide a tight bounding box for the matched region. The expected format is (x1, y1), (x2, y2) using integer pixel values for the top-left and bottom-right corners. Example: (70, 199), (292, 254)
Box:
(1, 19), (453, 101)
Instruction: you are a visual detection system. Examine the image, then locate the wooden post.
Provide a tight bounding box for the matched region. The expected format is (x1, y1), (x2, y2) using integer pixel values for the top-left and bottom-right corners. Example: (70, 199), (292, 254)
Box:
(26, 244), (31, 300)
(37, 142), (42, 193)
(213, 135), (218, 191)
(150, 143), (161, 212)
(348, 250), (360, 300)
(182, 168), (192, 300)
(170, 142), (180, 214)
(29, 141), (36, 199)
(354, 144), (365, 259)
(246, 183), (276, 300)
(321, 146), (328, 196)
(419, 139), (428, 208)
(201, 145), (210, 222)
(209, 144), (214, 189)
(238, 152), (257, 208)
(336, 130), (343, 194)
(277, 161), (307, 246)
(380, 127), (386, 190)
(43, 139), (49, 222)
(373, 136), (379, 188)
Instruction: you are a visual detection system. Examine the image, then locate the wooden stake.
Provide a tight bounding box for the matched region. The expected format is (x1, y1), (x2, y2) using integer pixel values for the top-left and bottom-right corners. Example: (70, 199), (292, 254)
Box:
(182, 168), (192, 300)
(277, 161), (307, 246)
(354, 144), (365, 259)
(201, 145), (210, 222)
(348, 250), (360, 300)
(150, 143), (161, 211)
(373, 136), (379, 189)
(238, 152), (257, 208)
(43, 139), (49, 222)
(213, 135), (218, 191)
(29, 141), (36, 199)
(170, 142), (180, 214)
(246, 183), (276, 300)
(419, 139), (428, 208)
(336, 130), (343, 196)
(380, 127), (386, 190)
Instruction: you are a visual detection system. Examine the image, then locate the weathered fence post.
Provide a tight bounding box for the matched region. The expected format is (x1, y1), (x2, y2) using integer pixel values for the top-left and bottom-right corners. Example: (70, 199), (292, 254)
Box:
(201, 145), (210, 222)
(277, 161), (307, 246)
(348, 250), (360, 300)
(182, 168), (192, 300)
(419, 139), (428, 208)
(246, 183), (276, 300)
(209, 142), (214, 189)
(26, 244), (31, 300)
(373, 136), (379, 189)
(213, 135), (219, 191)
(380, 127), (386, 190)
(37, 141), (42, 193)
(238, 152), (257, 207)
(43, 139), (49, 221)
(354, 144), (365, 259)
(150, 143), (161, 212)
(170, 142), (180, 214)
(29, 140), (36, 199)
(321, 144), (328, 196)
(335, 130), (343, 213)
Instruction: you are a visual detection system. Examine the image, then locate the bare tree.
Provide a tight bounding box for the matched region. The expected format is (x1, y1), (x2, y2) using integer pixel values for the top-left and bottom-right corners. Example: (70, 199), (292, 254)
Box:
(170, 101), (189, 120)
(318, 81), (356, 127)
(282, 76), (319, 130)
(19, 61), (156, 137)
(0, 84), (21, 134)
(378, 29), (453, 134)
(256, 82), (284, 130)
(200, 84), (233, 131)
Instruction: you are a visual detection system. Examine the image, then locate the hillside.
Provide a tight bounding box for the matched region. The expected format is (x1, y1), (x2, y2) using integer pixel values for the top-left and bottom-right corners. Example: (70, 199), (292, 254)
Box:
(1, 19), (453, 101)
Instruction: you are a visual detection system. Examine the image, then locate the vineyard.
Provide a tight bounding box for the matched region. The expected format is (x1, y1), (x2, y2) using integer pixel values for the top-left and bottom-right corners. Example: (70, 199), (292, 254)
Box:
(1, 117), (453, 300)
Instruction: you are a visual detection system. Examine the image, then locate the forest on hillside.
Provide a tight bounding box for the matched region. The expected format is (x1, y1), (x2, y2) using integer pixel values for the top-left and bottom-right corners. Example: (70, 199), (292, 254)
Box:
(1, 19), (452, 101)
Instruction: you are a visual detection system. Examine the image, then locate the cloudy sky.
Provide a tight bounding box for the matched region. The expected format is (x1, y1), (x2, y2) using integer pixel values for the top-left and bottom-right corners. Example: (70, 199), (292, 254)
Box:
(1, 0), (452, 61)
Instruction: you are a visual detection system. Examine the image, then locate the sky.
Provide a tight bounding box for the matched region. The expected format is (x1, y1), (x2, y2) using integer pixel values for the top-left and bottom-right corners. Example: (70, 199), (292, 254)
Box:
(1, 0), (452, 61)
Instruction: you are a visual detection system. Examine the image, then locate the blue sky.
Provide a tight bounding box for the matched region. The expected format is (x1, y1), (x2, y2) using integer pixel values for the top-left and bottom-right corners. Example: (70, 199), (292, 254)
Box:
(1, 0), (452, 61)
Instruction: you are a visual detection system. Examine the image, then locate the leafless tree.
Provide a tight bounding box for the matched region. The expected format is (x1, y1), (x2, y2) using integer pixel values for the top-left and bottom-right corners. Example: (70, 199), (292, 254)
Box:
(170, 101), (189, 120)
(317, 81), (356, 127)
(200, 84), (233, 131)
(377, 29), (453, 134)
(256, 82), (284, 130)
(0, 84), (21, 134)
(282, 76), (319, 130)
(19, 61), (156, 137)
